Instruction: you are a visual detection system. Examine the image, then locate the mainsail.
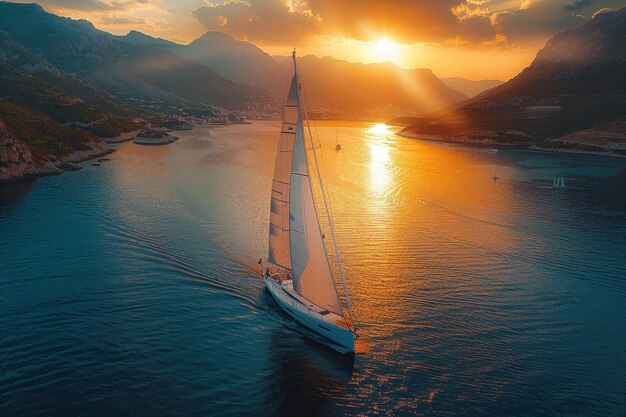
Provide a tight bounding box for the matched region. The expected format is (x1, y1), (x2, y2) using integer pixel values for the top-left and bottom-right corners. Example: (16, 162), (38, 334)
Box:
(268, 76), (298, 269)
(268, 55), (343, 316)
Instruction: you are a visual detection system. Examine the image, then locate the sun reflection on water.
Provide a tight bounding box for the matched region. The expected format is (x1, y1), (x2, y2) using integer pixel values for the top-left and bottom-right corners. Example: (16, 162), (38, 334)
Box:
(368, 142), (392, 196)
(369, 123), (391, 135)
(366, 124), (394, 194)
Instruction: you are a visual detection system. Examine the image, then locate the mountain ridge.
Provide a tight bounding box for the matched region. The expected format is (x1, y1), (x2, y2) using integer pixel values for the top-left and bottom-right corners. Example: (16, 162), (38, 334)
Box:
(117, 28), (469, 116)
(275, 54), (468, 116)
(398, 7), (626, 151)
(0, 2), (267, 109)
(440, 77), (504, 98)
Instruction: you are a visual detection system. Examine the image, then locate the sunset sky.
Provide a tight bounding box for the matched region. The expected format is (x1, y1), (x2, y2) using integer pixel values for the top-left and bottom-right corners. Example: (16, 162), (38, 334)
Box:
(14, 0), (626, 79)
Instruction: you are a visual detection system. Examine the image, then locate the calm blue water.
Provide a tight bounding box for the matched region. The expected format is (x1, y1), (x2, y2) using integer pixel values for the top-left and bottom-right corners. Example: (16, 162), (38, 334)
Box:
(1, 121), (625, 417)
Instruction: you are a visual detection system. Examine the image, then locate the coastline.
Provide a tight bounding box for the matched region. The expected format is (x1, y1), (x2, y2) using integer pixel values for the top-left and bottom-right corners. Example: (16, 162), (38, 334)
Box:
(0, 139), (114, 184)
(396, 130), (626, 158)
(396, 130), (511, 146)
(104, 129), (140, 144)
(527, 145), (626, 158)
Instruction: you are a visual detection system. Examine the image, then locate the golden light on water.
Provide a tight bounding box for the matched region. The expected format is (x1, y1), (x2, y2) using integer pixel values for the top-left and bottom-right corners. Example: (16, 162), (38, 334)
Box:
(366, 123), (394, 193)
(370, 143), (391, 165)
(368, 143), (392, 194)
(369, 123), (391, 135)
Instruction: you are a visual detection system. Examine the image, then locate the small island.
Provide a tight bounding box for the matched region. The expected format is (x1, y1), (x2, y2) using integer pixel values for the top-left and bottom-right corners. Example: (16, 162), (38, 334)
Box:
(132, 129), (178, 146)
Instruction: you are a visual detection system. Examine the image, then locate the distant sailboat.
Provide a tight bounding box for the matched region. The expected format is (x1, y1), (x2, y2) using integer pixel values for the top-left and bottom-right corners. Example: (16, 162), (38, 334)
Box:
(261, 50), (356, 353)
(335, 128), (342, 151)
(493, 167), (499, 181)
(552, 175), (565, 188)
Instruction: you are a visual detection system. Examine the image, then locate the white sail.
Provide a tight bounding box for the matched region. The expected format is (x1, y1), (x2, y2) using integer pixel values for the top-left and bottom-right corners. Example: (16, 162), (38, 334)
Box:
(289, 116), (343, 315)
(285, 66), (343, 315)
(268, 76), (299, 269)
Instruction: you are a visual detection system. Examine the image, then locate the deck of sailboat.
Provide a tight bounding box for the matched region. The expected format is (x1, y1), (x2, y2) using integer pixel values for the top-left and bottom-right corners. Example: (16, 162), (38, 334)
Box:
(265, 275), (351, 330)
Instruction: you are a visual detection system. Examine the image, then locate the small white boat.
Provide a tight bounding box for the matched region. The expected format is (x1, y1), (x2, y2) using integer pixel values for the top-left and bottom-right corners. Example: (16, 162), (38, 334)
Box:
(552, 175), (565, 188)
(261, 50), (356, 353)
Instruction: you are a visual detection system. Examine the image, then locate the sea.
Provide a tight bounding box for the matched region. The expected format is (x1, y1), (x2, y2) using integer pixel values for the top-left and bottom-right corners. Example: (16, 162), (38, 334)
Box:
(1, 121), (625, 417)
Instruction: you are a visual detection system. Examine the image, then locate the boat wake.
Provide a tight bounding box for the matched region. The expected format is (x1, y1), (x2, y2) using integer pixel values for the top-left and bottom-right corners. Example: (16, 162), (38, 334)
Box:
(99, 217), (264, 310)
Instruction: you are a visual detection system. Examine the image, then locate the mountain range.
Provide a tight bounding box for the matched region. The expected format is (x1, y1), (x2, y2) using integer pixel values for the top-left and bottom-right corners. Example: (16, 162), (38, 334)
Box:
(117, 30), (469, 116)
(0, 3), (266, 109)
(274, 55), (468, 116)
(398, 7), (626, 151)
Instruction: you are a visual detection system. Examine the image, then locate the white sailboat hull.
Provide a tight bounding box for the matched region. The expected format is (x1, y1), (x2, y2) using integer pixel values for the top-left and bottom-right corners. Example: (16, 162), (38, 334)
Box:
(264, 276), (355, 353)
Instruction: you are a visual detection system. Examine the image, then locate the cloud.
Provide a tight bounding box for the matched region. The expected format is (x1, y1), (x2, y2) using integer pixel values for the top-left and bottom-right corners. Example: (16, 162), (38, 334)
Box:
(192, 0), (624, 48)
(306, 0), (469, 43)
(193, 0), (321, 45)
(192, 0), (500, 46)
(19, 0), (156, 12)
(40, 0), (115, 11)
(451, 1), (490, 21)
(563, 0), (600, 11)
(98, 15), (148, 25)
(491, 6), (586, 46)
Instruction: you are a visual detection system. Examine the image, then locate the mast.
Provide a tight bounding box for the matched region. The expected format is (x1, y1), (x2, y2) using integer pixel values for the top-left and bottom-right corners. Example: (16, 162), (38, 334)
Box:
(288, 50), (344, 316)
(295, 52), (356, 327)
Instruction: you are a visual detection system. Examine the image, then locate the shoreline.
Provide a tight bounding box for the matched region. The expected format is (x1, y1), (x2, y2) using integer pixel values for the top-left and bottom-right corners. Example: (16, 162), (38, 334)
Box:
(2, 125), (183, 185)
(0, 141), (114, 185)
(104, 129), (140, 144)
(526, 145), (626, 158)
(396, 131), (626, 158)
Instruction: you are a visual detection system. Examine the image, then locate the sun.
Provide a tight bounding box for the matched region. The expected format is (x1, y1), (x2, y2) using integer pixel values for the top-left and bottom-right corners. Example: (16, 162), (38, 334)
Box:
(372, 38), (400, 63)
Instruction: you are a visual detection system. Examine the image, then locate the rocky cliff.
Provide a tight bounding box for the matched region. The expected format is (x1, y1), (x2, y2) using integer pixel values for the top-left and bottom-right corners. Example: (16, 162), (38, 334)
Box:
(0, 100), (112, 183)
(0, 120), (39, 182)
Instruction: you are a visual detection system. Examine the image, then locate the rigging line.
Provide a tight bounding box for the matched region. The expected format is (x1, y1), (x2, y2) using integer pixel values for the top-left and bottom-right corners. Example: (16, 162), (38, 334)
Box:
(299, 74), (341, 282)
(299, 75), (337, 257)
(298, 73), (334, 247)
(297, 65), (356, 329)
(297, 73), (331, 207)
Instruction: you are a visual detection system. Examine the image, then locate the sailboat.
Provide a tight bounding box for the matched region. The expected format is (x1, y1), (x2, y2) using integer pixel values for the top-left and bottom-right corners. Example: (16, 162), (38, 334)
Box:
(493, 167), (499, 181)
(552, 175), (565, 188)
(335, 128), (342, 151)
(261, 50), (356, 353)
